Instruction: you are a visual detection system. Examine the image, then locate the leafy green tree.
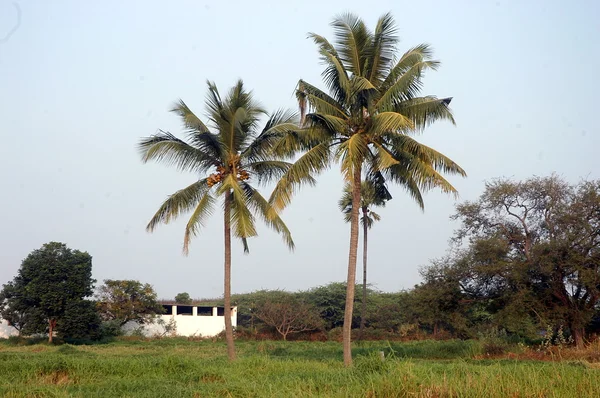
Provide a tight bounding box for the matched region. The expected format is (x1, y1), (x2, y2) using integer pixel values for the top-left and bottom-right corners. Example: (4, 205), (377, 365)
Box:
(451, 176), (600, 347)
(96, 280), (163, 327)
(339, 179), (390, 337)
(139, 80), (296, 360)
(175, 292), (192, 304)
(270, 13), (466, 365)
(1, 242), (94, 343)
(0, 281), (46, 336)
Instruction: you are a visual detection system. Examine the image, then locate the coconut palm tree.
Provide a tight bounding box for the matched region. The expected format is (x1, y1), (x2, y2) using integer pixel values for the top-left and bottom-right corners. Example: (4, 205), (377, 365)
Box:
(139, 80), (296, 361)
(269, 13), (467, 365)
(339, 178), (390, 337)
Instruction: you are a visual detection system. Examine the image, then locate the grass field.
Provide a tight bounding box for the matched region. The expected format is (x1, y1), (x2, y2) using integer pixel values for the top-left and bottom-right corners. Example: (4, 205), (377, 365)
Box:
(0, 338), (599, 397)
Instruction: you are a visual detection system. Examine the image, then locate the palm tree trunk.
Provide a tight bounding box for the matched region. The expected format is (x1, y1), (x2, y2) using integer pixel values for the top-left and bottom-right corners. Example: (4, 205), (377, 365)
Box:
(48, 319), (56, 343)
(359, 208), (368, 339)
(223, 190), (236, 361)
(343, 166), (361, 367)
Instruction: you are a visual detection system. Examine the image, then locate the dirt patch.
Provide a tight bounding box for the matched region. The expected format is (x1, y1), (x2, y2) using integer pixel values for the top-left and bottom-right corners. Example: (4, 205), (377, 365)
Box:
(38, 370), (74, 385)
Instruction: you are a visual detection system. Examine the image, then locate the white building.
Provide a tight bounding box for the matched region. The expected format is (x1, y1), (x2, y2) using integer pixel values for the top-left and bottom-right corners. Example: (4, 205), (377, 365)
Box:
(0, 319), (19, 339)
(1, 304), (237, 339)
(123, 304), (238, 338)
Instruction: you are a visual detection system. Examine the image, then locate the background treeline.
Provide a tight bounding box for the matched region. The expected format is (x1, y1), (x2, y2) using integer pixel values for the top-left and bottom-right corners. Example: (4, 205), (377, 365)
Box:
(193, 175), (600, 345)
(2, 176), (599, 346)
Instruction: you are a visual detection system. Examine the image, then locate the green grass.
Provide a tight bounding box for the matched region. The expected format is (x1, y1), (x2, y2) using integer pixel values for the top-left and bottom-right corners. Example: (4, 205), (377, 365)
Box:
(0, 338), (598, 397)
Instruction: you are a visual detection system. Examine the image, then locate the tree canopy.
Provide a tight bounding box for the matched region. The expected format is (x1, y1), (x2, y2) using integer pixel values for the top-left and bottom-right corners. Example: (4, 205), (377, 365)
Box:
(418, 176), (600, 346)
(0, 242), (95, 342)
(96, 280), (163, 327)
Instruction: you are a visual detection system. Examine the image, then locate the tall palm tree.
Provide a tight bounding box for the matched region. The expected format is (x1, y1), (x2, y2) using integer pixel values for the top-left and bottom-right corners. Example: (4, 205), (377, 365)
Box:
(339, 178), (390, 338)
(269, 13), (466, 365)
(139, 80), (296, 361)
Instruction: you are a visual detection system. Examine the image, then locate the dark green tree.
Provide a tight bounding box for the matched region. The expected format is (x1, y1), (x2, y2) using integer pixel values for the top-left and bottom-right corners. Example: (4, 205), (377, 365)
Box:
(1, 242), (95, 342)
(0, 281), (46, 336)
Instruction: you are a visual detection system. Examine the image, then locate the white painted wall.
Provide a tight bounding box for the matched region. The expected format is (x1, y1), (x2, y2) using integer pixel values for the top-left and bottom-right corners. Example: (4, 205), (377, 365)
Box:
(1, 305), (237, 339)
(122, 305), (238, 338)
(0, 319), (19, 339)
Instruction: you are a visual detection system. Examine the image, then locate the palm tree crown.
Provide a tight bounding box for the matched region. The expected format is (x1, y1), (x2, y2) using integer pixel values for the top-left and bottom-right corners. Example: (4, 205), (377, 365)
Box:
(270, 12), (466, 210)
(339, 179), (389, 228)
(139, 80), (296, 253)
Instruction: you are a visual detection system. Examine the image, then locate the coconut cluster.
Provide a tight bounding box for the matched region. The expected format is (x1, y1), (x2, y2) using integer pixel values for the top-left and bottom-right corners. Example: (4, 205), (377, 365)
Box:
(207, 159), (250, 187)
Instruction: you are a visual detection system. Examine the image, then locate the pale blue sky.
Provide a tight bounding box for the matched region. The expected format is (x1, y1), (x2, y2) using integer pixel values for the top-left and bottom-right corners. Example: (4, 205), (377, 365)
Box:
(1, 0), (598, 299)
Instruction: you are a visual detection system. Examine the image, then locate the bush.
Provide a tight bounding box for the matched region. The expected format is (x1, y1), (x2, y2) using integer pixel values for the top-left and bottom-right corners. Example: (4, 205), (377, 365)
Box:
(58, 300), (102, 342)
(328, 327), (343, 342)
(99, 320), (123, 338)
(478, 328), (511, 356)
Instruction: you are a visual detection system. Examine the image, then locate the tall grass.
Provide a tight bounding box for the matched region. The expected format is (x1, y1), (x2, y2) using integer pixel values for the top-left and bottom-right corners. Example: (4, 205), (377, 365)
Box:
(0, 338), (598, 397)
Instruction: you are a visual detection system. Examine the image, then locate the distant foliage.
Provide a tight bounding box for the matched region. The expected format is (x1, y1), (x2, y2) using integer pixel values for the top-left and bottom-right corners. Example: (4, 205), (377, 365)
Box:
(96, 280), (163, 327)
(175, 292), (192, 304)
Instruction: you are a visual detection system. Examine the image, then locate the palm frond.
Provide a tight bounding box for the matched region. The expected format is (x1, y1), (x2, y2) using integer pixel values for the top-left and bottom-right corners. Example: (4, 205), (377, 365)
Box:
(269, 141), (331, 212)
(350, 75), (377, 96)
(146, 179), (210, 232)
(337, 133), (369, 181)
(182, 190), (216, 254)
(385, 134), (466, 176)
(371, 141), (400, 170)
(304, 113), (348, 136)
(205, 80), (225, 125)
(170, 99), (210, 133)
(380, 163), (425, 210)
(394, 96), (455, 130)
(305, 33), (349, 109)
(241, 182), (295, 250)
(263, 109), (299, 134)
(385, 153), (458, 199)
(366, 12), (398, 84)
(218, 175), (257, 252)
(370, 211), (381, 222)
(331, 12), (372, 76)
(307, 32), (340, 59)
(376, 61), (435, 111)
(170, 100), (225, 161)
(241, 109), (299, 161)
(369, 112), (414, 137)
(245, 160), (292, 184)
(318, 49), (351, 106)
(381, 44), (439, 90)
(297, 80), (348, 119)
(138, 131), (216, 173)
